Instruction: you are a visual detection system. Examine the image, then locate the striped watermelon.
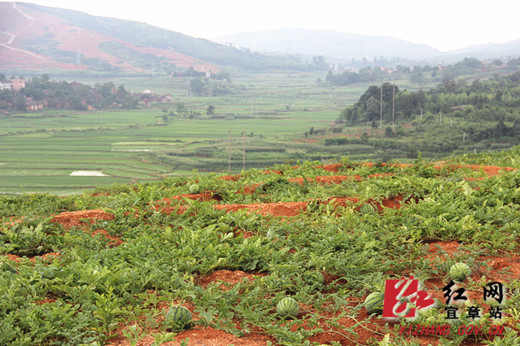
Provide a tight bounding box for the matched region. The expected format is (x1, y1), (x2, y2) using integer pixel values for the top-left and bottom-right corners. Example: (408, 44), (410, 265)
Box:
(189, 184), (200, 194)
(164, 305), (193, 331)
(364, 292), (384, 314)
(360, 203), (376, 215)
(450, 263), (471, 282)
(276, 297), (299, 319)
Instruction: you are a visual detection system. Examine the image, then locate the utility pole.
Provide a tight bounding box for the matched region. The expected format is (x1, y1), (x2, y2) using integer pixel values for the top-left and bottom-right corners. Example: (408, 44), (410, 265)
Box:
(242, 131), (246, 170)
(392, 84), (395, 126)
(228, 130), (231, 172)
(380, 83), (383, 134)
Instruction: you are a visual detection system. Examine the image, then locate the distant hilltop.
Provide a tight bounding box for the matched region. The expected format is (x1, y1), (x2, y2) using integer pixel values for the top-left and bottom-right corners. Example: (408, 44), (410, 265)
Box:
(2, 2), (520, 75)
(214, 28), (520, 64)
(0, 2), (305, 74)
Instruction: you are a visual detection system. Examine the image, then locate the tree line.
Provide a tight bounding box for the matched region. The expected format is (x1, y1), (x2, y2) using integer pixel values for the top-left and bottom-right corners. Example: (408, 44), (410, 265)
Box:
(330, 68), (520, 159)
(0, 74), (138, 112)
(326, 57), (518, 87)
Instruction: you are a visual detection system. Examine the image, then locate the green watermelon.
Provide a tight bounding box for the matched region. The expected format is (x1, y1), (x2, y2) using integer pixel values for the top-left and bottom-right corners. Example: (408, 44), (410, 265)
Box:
(164, 305), (193, 331)
(189, 184), (200, 194)
(276, 297), (299, 319)
(364, 292), (384, 314)
(450, 263), (471, 282)
(360, 203), (376, 215)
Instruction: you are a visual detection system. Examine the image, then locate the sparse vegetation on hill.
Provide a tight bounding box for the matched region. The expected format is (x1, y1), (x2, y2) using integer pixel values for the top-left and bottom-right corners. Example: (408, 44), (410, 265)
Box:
(0, 2), (310, 74)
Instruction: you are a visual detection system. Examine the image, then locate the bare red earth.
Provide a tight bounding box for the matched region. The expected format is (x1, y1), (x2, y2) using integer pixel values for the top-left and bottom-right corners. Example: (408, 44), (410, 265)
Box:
(197, 270), (264, 290)
(50, 209), (115, 229)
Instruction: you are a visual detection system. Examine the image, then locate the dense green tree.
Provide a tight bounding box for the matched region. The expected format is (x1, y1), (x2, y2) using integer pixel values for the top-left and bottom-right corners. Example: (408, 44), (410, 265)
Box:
(13, 94), (26, 111)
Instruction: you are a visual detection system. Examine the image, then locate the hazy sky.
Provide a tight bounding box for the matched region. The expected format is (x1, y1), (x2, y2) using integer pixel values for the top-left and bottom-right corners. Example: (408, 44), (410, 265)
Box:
(19, 0), (520, 52)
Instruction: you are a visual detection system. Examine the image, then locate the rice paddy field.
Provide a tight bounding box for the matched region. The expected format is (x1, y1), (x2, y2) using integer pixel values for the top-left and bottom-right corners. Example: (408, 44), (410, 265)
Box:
(0, 71), (382, 195)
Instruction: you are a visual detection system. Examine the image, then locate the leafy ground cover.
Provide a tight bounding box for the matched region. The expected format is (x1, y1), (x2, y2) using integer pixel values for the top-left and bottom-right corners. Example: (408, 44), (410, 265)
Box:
(1, 148), (520, 345)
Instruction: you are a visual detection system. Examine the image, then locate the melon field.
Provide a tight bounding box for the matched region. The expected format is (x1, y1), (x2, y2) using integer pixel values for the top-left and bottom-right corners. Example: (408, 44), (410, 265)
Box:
(1, 147), (520, 345)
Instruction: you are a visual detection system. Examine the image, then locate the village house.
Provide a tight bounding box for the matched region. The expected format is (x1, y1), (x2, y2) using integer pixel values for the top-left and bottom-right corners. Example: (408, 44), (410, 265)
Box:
(11, 78), (26, 91)
(160, 94), (173, 103)
(25, 98), (46, 111)
(0, 80), (12, 90)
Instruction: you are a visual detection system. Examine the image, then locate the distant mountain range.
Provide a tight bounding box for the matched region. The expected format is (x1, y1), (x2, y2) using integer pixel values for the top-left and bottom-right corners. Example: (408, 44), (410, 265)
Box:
(215, 29), (520, 64)
(215, 29), (441, 62)
(2, 2), (520, 75)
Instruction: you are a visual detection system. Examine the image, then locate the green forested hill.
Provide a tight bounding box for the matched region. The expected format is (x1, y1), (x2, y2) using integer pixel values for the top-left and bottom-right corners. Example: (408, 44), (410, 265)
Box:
(333, 67), (520, 159)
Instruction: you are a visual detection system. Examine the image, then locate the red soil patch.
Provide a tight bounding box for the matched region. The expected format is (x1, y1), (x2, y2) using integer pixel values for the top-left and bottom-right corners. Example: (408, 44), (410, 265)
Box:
(152, 192), (221, 214)
(50, 210), (122, 246)
(4, 254), (22, 262)
(91, 229), (123, 247)
(426, 241), (462, 260)
(168, 191), (221, 202)
(287, 173), (393, 186)
(432, 164), (516, 177)
(276, 297), (391, 345)
(220, 174), (241, 181)
(289, 175), (355, 185)
(360, 162), (516, 179)
(156, 194), (410, 218)
(422, 242), (520, 325)
(380, 195), (406, 209)
(423, 240), (468, 277)
(51, 209), (115, 230)
(214, 201), (308, 217)
(171, 326), (274, 346)
(32, 298), (58, 305)
(238, 173), (393, 191)
(38, 252), (61, 261)
(316, 164), (343, 172)
(110, 303), (273, 346)
(323, 196), (360, 208)
(234, 229), (254, 239)
(480, 253), (520, 281)
(197, 270), (263, 290)
(4, 252), (61, 263)
(1, 216), (24, 226)
(317, 175), (359, 184)
(212, 195), (409, 217)
(262, 170), (283, 175)
(236, 183), (262, 195)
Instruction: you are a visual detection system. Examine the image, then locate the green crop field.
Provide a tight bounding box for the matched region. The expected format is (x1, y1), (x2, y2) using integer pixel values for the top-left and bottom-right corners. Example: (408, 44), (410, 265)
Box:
(1, 68), (514, 195)
(0, 71), (381, 194)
